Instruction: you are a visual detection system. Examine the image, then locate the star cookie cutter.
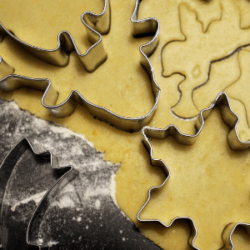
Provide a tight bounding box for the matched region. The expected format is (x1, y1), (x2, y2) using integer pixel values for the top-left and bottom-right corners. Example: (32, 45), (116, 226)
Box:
(138, 92), (250, 249)
(0, 0), (160, 132)
(0, 138), (78, 249)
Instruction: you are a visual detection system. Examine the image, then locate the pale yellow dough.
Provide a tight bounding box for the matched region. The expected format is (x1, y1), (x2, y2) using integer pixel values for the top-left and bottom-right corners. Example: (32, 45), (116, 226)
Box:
(0, 0), (104, 53)
(225, 49), (250, 129)
(162, 0), (250, 118)
(140, 108), (250, 250)
(1, 0), (250, 250)
(193, 46), (250, 142)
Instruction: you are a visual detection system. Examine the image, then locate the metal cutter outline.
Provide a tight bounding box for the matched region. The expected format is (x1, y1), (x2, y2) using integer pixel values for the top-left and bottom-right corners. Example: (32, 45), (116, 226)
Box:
(0, 0), (161, 132)
(0, 138), (79, 250)
(0, 0), (111, 72)
(138, 92), (250, 250)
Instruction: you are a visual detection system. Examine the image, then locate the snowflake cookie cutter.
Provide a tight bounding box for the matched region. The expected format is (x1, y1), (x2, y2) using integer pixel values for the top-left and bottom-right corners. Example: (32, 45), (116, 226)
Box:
(0, 138), (79, 249)
(0, 0), (160, 132)
(138, 92), (250, 250)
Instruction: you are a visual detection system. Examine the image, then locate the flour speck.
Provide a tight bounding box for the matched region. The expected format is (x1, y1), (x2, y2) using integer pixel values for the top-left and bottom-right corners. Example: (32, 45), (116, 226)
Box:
(95, 199), (101, 210)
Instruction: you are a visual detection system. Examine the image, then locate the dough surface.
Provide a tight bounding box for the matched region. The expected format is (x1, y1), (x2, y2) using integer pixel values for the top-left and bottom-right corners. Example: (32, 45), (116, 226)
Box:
(0, 0), (104, 53)
(140, 108), (250, 250)
(1, 0), (250, 249)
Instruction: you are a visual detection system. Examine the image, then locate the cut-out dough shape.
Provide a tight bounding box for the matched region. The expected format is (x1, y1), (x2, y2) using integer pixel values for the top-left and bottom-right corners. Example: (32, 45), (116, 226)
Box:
(162, 0), (250, 118)
(137, 0), (222, 122)
(138, 0), (222, 46)
(140, 107), (250, 250)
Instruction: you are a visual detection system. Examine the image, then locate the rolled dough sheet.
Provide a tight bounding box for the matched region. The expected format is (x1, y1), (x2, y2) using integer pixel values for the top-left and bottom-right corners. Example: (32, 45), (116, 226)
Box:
(1, 0), (250, 249)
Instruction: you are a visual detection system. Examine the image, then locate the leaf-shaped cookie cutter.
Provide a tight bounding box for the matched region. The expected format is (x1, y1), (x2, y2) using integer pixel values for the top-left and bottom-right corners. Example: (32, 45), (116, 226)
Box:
(0, 138), (79, 249)
(139, 92), (250, 250)
(0, 0), (161, 132)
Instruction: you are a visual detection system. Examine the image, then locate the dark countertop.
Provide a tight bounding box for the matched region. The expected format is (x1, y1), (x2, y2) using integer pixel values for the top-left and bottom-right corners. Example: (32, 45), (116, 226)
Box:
(0, 99), (161, 250)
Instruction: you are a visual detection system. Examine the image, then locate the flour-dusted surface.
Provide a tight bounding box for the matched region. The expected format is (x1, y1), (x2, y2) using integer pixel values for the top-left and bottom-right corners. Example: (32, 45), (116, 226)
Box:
(0, 99), (161, 249)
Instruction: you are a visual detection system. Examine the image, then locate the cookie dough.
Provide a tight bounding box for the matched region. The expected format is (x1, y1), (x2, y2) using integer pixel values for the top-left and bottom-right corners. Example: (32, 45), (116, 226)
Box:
(1, 0), (250, 249)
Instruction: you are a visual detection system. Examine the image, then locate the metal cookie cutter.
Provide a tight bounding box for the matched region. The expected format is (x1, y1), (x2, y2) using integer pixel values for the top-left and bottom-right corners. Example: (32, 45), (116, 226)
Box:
(0, 0), (161, 132)
(0, 0), (110, 72)
(138, 92), (250, 249)
(0, 138), (78, 250)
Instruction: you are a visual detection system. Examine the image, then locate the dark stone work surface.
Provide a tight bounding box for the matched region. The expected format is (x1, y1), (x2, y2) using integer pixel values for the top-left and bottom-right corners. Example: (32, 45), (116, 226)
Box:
(0, 99), (161, 250)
